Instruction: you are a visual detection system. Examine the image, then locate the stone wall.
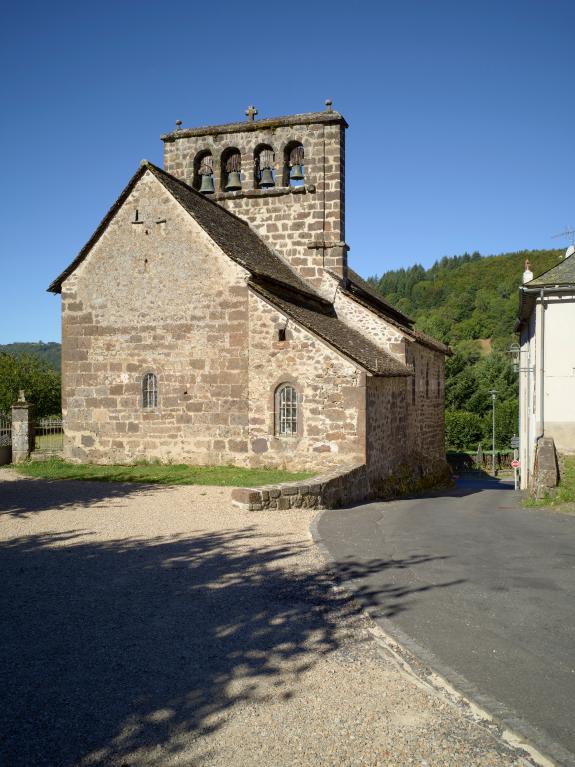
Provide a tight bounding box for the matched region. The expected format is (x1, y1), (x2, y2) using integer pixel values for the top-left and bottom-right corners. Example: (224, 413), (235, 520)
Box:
(246, 289), (366, 472)
(333, 279), (448, 483)
(366, 370), (449, 497)
(60, 167), (367, 472)
(333, 286), (406, 358)
(163, 115), (346, 290)
(61, 171), (253, 465)
(231, 463), (369, 511)
(407, 342), (446, 466)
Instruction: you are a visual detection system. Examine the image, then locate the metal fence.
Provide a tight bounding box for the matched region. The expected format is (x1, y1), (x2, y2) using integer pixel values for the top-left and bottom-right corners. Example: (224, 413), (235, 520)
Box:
(0, 413), (11, 464)
(34, 416), (64, 454)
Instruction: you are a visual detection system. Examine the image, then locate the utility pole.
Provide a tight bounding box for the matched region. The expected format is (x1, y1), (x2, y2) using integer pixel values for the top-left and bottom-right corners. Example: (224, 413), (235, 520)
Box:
(489, 389), (498, 476)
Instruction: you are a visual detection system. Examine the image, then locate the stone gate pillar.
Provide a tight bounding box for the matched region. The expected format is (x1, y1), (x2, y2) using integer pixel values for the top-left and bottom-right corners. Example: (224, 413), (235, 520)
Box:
(11, 391), (35, 463)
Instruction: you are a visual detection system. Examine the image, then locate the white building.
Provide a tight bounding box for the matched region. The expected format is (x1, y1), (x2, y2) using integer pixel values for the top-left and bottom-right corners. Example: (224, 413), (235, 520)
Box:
(516, 248), (575, 490)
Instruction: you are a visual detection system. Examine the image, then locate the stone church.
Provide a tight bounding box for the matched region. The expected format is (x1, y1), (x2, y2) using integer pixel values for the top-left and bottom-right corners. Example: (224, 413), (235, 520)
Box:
(49, 104), (450, 498)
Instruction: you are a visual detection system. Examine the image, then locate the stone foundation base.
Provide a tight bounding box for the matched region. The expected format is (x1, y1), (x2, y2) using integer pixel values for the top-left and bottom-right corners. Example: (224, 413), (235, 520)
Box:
(232, 460), (453, 511)
(231, 464), (368, 511)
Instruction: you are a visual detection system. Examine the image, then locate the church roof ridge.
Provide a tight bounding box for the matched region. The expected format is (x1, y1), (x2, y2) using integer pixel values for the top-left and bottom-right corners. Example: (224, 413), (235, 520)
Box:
(143, 163), (326, 301)
(47, 161), (325, 304)
(249, 280), (413, 378)
(161, 110), (348, 142)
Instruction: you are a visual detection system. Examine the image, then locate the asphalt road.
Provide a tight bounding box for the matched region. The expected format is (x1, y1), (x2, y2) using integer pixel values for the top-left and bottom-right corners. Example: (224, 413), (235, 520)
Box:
(316, 477), (575, 767)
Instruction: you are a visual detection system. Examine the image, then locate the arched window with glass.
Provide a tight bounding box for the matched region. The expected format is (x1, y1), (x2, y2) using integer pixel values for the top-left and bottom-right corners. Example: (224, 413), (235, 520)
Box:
(275, 383), (298, 436)
(143, 373), (158, 409)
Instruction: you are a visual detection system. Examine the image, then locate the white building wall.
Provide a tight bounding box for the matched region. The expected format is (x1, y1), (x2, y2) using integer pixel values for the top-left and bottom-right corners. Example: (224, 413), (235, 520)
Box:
(541, 296), (575, 454)
(519, 293), (575, 489)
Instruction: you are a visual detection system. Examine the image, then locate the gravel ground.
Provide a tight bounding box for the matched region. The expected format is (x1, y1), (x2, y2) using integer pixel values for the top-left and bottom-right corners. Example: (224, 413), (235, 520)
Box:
(0, 467), (537, 767)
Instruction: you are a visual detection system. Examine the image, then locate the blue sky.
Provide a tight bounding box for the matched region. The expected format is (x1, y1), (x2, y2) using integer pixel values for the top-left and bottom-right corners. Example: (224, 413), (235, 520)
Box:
(1, 0), (573, 344)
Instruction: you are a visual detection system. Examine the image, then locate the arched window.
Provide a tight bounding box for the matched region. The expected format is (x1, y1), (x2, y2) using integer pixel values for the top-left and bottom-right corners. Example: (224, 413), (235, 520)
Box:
(143, 373), (158, 409)
(254, 144), (275, 188)
(276, 383), (298, 436)
(283, 141), (305, 187)
(193, 150), (214, 194)
(221, 147), (242, 192)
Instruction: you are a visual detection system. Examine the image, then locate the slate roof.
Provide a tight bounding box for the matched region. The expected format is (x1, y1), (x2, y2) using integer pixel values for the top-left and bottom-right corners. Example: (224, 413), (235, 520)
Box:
(516, 253), (575, 327)
(48, 162), (317, 299)
(346, 269), (414, 327)
(250, 280), (412, 377)
(526, 253), (575, 287)
(343, 270), (451, 355)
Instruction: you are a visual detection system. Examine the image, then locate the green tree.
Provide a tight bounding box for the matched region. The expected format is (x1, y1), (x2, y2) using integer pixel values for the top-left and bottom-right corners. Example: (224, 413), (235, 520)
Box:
(482, 399), (519, 449)
(445, 411), (484, 449)
(0, 353), (61, 417)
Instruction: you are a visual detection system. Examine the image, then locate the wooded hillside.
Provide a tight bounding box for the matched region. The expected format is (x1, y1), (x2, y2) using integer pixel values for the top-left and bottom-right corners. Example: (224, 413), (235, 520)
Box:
(0, 342), (61, 371)
(368, 248), (564, 450)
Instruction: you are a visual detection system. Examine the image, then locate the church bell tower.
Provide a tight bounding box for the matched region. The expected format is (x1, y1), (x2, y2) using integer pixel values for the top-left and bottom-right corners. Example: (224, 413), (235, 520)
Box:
(161, 102), (348, 290)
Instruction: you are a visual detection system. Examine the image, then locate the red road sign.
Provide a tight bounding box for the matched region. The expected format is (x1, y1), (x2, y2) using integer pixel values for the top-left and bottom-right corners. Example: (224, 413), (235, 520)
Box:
(511, 459), (520, 469)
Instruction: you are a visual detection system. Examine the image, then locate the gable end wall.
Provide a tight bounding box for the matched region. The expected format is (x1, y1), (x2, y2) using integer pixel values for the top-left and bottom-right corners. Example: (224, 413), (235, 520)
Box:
(60, 172), (253, 465)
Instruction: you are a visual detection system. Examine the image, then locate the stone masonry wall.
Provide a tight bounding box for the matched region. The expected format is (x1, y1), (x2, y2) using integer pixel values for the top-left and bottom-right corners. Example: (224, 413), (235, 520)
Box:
(406, 342), (446, 468)
(331, 280), (448, 485)
(364, 346), (448, 496)
(163, 118), (346, 292)
(333, 285), (406, 359)
(365, 377), (411, 495)
(246, 289), (366, 472)
(231, 463), (369, 511)
(61, 171), (254, 465)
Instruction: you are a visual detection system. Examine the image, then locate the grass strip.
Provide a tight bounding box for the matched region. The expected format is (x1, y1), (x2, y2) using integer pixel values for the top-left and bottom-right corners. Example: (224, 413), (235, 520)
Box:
(14, 457), (315, 487)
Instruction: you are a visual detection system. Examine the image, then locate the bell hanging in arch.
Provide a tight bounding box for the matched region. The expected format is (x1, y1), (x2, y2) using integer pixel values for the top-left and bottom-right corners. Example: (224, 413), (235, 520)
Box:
(259, 167), (275, 188)
(199, 173), (215, 194)
(290, 163), (304, 181)
(225, 171), (242, 191)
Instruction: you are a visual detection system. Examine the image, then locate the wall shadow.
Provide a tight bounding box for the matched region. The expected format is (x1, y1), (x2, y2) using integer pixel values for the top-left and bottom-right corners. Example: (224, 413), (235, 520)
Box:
(0, 526), (462, 766)
(339, 476), (517, 511)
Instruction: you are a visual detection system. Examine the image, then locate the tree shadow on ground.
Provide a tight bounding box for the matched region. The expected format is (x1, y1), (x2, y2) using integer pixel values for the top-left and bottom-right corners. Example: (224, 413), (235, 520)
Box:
(334, 555), (466, 619)
(0, 477), (161, 518)
(0, 526), (463, 767)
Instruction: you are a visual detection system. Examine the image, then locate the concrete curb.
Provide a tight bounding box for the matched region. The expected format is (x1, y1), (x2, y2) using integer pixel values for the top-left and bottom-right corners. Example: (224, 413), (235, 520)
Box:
(310, 507), (572, 767)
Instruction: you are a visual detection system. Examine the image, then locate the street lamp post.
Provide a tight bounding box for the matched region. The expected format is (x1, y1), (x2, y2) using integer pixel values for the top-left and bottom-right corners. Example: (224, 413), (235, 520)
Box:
(489, 389), (498, 476)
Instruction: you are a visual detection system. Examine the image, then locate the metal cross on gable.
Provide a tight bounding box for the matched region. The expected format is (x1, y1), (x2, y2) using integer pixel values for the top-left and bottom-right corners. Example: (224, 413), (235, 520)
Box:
(245, 105), (258, 121)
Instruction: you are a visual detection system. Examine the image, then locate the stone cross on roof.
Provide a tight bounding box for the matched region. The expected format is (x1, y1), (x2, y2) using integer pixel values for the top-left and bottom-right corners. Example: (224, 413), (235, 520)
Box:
(245, 105), (258, 121)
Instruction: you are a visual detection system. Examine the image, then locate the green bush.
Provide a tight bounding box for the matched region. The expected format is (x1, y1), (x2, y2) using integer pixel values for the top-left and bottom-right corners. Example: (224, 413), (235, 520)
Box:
(445, 411), (484, 450)
(0, 353), (61, 417)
